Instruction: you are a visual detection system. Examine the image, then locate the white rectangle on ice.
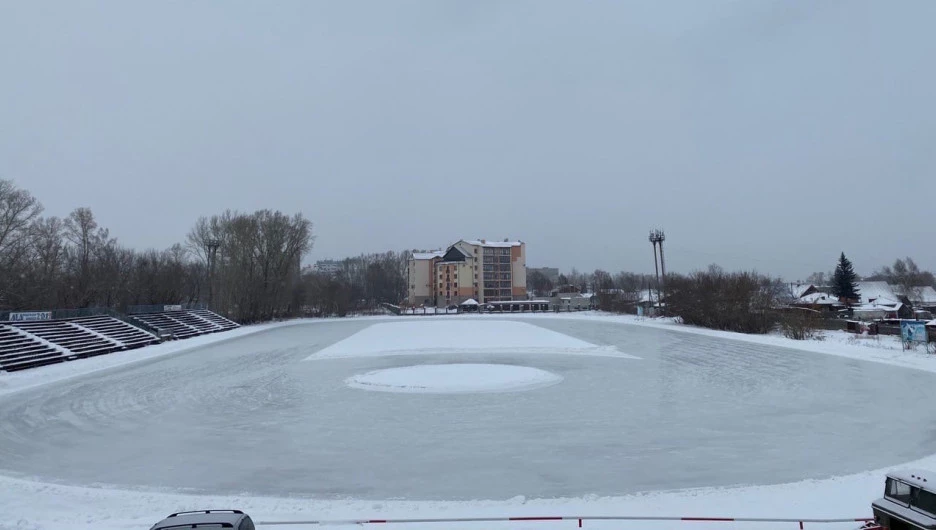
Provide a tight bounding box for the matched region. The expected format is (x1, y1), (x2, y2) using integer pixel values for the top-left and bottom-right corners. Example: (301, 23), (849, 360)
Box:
(306, 319), (638, 360)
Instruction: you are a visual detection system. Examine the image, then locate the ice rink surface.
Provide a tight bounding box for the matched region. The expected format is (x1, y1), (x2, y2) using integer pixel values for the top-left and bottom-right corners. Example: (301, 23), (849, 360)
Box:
(1, 317), (934, 501)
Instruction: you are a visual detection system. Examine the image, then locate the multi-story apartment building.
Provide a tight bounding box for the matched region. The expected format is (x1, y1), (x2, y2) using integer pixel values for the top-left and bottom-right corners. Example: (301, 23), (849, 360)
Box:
(407, 250), (445, 306)
(312, 259), (342, 276)
(407, 239), (526, 306)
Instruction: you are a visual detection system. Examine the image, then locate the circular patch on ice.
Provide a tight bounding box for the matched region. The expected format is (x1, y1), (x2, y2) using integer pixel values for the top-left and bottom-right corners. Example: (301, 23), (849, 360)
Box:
(345, 363), (563, 394)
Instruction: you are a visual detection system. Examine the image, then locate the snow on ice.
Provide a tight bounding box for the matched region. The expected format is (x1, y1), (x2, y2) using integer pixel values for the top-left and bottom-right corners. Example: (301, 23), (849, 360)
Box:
(305, 319), (639, 360)
(345, 363), (563, 393)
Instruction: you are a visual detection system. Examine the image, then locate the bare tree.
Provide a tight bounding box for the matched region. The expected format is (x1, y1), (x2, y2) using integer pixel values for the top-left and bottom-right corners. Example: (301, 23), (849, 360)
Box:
(0, 179), (43, 256)
(0, 180), (44, 308)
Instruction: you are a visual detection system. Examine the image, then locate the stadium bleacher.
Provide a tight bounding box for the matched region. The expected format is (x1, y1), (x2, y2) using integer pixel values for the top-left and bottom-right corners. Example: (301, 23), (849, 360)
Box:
(0, 307), (238, 372)
(130, 312), (201, 339)
(11, 320), (122, 358)
(130, 309), (240, 340)
(70, 315), (159, 350)
(0, 324), (65, 372)
(189, 309), (239, 331)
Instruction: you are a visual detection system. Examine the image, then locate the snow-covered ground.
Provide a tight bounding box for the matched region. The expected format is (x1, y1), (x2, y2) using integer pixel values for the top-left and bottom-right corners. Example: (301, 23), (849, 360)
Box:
(2, 313), (935, 530)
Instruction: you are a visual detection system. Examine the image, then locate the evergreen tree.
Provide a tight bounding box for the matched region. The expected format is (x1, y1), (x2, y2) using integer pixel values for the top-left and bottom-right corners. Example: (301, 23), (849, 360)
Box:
(831, 252), (860, 303)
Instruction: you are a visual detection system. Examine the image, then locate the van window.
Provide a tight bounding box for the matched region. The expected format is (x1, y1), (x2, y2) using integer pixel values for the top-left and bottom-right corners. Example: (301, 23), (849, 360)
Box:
(887, 478), (913, 504)
(911, 488), (936, 515)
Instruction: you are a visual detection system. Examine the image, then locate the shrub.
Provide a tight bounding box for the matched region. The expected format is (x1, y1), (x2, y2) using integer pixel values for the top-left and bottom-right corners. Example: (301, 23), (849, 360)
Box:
(665, 267), (781, 334)
(780, 309), (823, 340)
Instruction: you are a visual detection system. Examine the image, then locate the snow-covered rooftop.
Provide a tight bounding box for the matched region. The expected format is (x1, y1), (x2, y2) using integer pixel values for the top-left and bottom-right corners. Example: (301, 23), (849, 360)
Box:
(464, 240), (523, 248)
(917, 286), (936, 304)
(790, 283), (816, 299)
(638, 289), (660, 303)
(796, 292), (842, 305)
(854, 302), (903, 312)
(855, 281), (900, 305)
(412, 250), (445, 260)
(897, 285), (936, 304)
(459, 298), (479, 305)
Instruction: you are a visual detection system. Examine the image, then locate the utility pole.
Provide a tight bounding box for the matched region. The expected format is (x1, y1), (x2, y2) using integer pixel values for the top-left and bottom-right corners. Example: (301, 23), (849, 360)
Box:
(649, 229), (666, 315)
(205, 238), (220, 309)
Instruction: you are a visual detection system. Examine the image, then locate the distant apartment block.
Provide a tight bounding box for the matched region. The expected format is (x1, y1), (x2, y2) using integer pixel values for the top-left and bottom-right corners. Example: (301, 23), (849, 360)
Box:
(528, 267), (559, 284)
(312, 259), (342, 276)
(407, 240), (526, 306)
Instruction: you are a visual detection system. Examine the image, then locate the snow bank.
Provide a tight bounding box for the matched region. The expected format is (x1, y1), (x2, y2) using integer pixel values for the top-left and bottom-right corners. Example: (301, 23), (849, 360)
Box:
(345, 363), (563, 394)
(0, 452), (909, 530)
(305, 320), (639, 360)
(504, 312), (936, 374)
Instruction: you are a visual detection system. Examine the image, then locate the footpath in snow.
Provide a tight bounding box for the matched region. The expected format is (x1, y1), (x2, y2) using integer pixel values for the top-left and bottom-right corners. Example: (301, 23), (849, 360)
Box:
(1, 312), (933, 530)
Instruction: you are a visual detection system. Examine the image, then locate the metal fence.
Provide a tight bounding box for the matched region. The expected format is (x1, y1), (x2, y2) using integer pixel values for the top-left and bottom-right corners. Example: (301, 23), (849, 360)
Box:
(126, 303), (207, 315)
(253, 514), (874, 529)
(0, 306), (119, 322)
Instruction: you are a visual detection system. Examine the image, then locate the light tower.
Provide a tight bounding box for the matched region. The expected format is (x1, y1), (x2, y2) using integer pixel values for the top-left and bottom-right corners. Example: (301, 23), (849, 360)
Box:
(205, 238), (221, 308)
(649, 229), (666, 314)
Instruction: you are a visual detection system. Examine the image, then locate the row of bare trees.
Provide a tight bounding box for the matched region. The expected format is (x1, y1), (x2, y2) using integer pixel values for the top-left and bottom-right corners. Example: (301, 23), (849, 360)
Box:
(0, 179), (313, 322)
(300, 251), (409, 317)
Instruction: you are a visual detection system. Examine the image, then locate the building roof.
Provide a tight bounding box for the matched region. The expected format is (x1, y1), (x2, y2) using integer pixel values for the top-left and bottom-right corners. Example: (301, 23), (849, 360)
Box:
(460, 298), (479, 305)
(638, 289), (660, 303)
(897, 285), (936, 304)
(855, 281), (899, 305)
(795, 292), (843, 305)
(412, 250), (445, 260)
(919, 286), (936, 304)
(464, 239), (523, 248)
(790, 283), (816, 299)
(854, 302), (903, 312)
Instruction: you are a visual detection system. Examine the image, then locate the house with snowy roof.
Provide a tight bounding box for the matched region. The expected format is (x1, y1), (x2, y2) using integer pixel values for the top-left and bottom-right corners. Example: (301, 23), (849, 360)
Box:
(855, 281), (902, 306)
(892, 285), (936, 312)
(790, 291), (845, 312)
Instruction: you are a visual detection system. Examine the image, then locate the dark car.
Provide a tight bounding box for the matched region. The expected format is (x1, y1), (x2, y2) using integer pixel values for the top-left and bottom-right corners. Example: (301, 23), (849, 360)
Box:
(150, 509), (255, 530)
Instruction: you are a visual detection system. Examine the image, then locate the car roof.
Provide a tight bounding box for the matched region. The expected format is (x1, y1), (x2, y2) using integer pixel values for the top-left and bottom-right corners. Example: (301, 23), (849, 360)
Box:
(889, 469), (935, 490)
(153, 510), (245, 529)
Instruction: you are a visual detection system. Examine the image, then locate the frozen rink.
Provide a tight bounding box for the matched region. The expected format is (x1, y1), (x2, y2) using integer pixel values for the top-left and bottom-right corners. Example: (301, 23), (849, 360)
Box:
(2, 317), (936, 505)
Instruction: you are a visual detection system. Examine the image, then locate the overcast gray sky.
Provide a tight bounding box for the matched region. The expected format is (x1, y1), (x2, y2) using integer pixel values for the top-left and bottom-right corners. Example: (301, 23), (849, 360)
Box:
(2, 1), (934, 280)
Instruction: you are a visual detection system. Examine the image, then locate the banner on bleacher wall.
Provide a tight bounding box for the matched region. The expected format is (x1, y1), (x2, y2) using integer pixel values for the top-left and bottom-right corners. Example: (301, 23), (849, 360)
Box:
(164, 305), (183, 311)
(9, 311), (52, 322)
